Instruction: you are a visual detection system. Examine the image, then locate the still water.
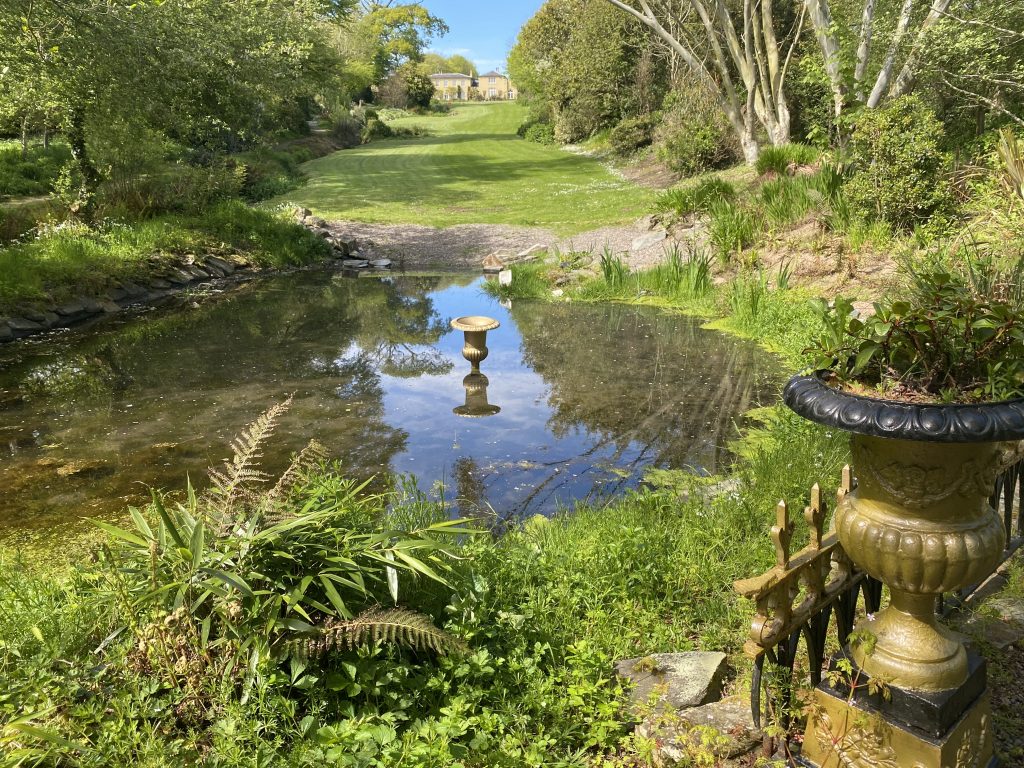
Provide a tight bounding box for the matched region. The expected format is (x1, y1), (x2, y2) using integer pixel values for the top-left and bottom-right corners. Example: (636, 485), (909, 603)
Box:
(0, 272), (780, 542)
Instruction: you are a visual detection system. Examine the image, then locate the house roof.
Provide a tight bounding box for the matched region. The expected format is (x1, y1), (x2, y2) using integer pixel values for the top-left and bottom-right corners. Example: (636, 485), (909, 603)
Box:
(429, 72), (473, 79)
(480, 71), (506, 78)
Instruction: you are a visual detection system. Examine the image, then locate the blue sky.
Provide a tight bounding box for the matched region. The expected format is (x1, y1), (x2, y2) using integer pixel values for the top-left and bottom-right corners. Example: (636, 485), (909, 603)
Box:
(421, 0), (543, 74)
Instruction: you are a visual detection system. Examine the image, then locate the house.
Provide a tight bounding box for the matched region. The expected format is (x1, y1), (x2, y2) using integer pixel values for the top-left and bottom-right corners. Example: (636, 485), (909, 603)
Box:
(479, 71), (517, 101)
(429, 73), (475, 102)
(428, 71), (517, 102)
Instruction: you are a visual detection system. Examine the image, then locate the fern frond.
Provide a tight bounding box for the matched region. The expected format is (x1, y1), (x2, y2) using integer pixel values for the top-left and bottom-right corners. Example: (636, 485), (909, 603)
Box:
(267, 439), (330, 504)
(208, 396), (292, 514)
(293, 608), (467, 658)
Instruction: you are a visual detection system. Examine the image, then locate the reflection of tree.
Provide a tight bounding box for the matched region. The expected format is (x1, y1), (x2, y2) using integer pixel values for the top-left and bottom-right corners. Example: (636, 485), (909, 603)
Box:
(0, 273), (466, 528)
(511, 301), (779, 479)
(453, 456), (487, 519)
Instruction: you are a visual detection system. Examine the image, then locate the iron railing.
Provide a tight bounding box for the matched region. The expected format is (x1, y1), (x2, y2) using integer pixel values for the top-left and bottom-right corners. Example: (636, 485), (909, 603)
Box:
(737, 456), (1023, 733)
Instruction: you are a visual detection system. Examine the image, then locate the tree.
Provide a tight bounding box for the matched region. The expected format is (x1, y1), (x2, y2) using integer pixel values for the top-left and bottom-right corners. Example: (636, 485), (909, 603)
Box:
(446, 54), (476, 76)
(805, 0), (1024, 123)
(510, 0), (667, 143)
(2, 0), (340, 216)
(354, 3), (448, 81)
(601, 0), (802, 162)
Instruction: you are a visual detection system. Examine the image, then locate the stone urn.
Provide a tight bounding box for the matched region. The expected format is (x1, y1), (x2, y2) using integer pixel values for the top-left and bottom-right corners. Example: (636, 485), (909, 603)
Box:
(784, 373), (1024, 694)
(451, 316), (499, 374)
(453, 373), (501, 418)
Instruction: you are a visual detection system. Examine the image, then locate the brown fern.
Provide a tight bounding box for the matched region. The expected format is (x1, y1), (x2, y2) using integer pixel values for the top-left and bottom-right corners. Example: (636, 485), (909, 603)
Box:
(293, 608), (467, 658)
(267, 439), (330, 504)
(207, 396), (292, 514)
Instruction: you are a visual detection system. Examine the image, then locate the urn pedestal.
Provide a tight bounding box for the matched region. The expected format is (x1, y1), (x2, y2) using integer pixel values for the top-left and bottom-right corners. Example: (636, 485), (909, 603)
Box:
(783, 374), (1024, 768)
(451, 316), (499, 375)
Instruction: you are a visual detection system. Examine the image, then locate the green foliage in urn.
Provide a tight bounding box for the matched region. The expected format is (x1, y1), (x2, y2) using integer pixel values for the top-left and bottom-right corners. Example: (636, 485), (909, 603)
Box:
(809, 259), (1024, 402)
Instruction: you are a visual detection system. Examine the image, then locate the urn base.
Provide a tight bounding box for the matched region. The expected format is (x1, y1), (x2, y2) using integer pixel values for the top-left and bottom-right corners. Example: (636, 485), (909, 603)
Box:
(799, 683), (995, 768)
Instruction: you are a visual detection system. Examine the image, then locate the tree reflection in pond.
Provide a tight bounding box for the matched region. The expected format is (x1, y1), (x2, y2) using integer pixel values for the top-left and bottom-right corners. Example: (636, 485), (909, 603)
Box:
(0, 272), (780, 545)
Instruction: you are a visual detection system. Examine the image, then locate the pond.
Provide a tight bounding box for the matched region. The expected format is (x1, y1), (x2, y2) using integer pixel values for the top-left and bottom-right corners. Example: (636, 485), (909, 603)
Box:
(0, 272), (781, 544)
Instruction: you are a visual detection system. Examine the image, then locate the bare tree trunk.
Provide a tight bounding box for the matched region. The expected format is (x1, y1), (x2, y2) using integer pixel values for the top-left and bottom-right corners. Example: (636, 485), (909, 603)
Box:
(888, 0), (953, 100)
(21, 117), (29, 160)
(854, 0), (877, 102)
(805, 0), (846, 119)
(66, 107), (100, 222)
(867, 0), (915, 107)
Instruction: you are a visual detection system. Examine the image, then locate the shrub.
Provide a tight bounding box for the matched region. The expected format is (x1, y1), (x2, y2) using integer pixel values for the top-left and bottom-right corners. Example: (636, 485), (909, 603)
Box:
(331, 116), (363, 149)
(656, 177), (736, 217)
(523, 122), (556, 145)
(654, 84), (735, 176)
(361, 118), (393, 144)
(844, 96), (952, 229)
(609, 115), (657, 156)
(755, 143), (819, 176)
(810, 258), (1024, 401)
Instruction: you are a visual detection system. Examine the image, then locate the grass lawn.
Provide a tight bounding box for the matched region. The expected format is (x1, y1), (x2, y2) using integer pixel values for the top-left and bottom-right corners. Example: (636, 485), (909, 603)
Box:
(277, 102), (655, 236)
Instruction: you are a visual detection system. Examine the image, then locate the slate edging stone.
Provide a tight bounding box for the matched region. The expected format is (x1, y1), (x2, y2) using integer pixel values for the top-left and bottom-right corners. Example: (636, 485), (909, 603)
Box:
(1, 212), (385, 345)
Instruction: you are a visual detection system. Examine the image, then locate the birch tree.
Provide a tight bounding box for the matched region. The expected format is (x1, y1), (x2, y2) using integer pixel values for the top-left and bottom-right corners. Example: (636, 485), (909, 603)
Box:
(602, 0), (806, 163)
(805, 0), (987, 119)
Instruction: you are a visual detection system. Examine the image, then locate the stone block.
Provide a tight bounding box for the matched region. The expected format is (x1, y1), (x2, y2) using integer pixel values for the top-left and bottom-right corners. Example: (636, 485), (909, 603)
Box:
(616, 652), (728, 713)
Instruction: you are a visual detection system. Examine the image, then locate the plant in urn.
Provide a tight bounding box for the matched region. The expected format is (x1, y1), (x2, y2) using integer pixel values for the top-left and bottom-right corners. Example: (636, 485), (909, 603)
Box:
(786, 275), (1024, 768)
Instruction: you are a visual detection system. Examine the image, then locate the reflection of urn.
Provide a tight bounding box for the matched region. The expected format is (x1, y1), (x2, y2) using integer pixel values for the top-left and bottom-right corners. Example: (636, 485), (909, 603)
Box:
(451, 316), (500, 374)
(453, 373), (500, 418)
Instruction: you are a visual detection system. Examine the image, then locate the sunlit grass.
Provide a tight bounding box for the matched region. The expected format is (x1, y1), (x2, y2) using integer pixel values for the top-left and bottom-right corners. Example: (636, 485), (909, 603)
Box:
(276, 102), (655, 235)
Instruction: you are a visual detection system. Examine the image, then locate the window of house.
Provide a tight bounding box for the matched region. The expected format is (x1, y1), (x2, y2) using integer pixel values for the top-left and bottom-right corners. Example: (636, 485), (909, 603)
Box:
(489, 77), (496, 84)
(488, 88), (497, 98)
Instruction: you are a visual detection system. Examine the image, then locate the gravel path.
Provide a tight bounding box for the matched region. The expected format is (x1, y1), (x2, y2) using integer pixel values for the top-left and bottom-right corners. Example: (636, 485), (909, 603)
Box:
(323, 219), (686, 271)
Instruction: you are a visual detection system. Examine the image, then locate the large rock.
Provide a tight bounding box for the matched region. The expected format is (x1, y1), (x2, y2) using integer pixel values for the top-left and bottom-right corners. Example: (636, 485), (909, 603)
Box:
(636, 696), (761, 765)
(632, 229), (668, 252)
(0, 322), (13, 342)
(615, 652), (728, 713)
(516, 243), (548, 261)
(7, 317), (44, 332)
(206, 256), (236, 275)
(482, 253), (506, 273)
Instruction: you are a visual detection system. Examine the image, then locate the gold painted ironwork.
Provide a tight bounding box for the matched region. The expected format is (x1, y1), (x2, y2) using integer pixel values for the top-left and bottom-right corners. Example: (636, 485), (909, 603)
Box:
(801, 688), (994, 768)
(839, 435), (1009, 692)
(734, 470), (862, 659)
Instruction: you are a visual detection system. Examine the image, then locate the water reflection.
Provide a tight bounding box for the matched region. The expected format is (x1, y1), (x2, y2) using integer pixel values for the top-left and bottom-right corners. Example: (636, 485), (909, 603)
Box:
(0, 272), (781, 542)
(453, 373), (501, 418)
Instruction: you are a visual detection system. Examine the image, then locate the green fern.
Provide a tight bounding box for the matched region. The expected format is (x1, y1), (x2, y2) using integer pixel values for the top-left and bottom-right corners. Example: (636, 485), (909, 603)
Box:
(295, 608), (468, 658)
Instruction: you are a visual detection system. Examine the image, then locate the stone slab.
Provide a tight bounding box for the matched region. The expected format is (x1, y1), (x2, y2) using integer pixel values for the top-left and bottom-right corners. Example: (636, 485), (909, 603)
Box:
(615, 652), (728, 712)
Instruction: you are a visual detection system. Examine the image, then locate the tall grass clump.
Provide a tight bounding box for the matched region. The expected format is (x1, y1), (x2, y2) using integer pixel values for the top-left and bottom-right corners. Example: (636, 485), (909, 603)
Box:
(708, 201), (763, 262)
(655, 177), (736, 217)
(760, 177), (818, 227)
(755, 144), (819, 176)
(726, 270), (770, 332)
(599, 247), (631, 290)
(640, 244), (714, 300)
(482, 260), (551, 300)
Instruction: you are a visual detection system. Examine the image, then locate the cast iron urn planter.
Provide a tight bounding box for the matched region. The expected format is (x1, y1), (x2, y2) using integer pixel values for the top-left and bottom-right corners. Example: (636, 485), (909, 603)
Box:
(783, 372), (1024, 768)
(451, 316), (499, 375)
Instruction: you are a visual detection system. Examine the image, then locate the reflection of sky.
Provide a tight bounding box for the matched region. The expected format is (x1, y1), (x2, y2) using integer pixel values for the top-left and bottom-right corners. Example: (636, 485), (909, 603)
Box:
(381, 281), (663, 518)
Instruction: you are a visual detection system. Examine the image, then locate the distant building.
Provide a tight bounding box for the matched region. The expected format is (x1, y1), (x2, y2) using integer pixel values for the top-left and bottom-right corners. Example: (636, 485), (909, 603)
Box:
(479, 71), (517, 101)
(429, 71), (517, 102)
